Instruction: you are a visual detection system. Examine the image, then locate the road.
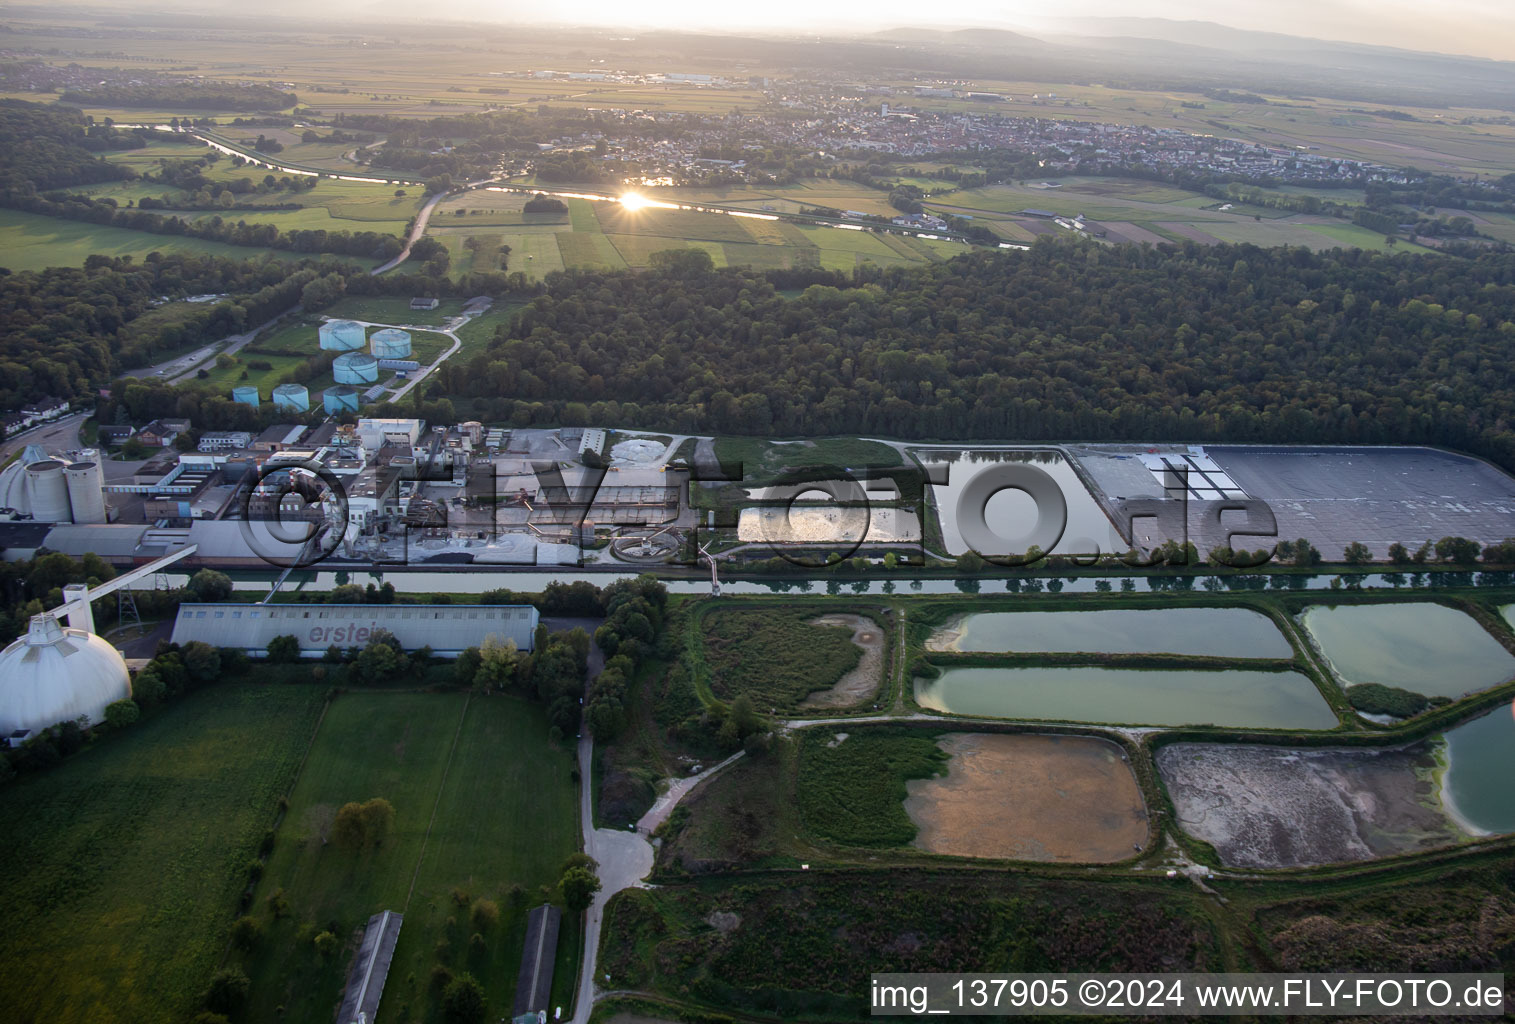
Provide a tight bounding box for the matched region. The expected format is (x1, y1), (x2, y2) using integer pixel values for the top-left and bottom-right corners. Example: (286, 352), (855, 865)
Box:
(568, 738), (744, 1024)
(371, 179), (492, 276)
(121, 308), (298, 385)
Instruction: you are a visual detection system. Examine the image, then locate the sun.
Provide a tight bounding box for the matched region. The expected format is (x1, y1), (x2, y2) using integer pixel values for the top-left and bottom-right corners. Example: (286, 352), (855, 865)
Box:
(619, 192), (649, 211)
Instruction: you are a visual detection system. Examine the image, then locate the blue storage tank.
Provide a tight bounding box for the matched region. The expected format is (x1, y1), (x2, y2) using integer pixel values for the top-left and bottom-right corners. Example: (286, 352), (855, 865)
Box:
(323, 385), (361, 414)
(370, 328), (412, 358)
(271, 383), (310, 412)
(333, 352), (379, 385)
(232, 385), (260, 407)
(318, 319), (366, 351)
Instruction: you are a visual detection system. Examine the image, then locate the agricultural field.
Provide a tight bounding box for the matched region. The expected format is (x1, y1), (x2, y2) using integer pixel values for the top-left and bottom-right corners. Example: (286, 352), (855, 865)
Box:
(0, 683), (327, 1024)
(699, 607), (870, 709)
(0, 208), (311, 272)
(235, 692), (579, 1024)
(926, 177), (1438, 252)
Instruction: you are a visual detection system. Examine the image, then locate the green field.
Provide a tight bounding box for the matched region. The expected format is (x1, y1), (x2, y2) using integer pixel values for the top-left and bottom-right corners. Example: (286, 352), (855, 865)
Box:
(236, 691), (578, 1023)
(0, 208), (310, 272)
(0, 683), (327, 1024)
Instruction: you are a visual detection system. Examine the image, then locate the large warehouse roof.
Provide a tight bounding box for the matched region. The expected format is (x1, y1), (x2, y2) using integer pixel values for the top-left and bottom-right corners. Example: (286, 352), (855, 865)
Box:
(170, 602), (539, 654)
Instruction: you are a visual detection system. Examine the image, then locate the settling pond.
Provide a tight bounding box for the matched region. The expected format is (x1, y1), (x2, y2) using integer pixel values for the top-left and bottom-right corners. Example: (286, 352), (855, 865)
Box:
(1442, 706), (1515, 835)
(914, 666), (1337, 729)
(926, 607), (1292, 658)
(1299, 603), (1515, 698)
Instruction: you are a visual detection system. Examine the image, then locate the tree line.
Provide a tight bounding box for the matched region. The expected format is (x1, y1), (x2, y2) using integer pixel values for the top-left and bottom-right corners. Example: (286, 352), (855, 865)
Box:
(429, 236), (1515, 472)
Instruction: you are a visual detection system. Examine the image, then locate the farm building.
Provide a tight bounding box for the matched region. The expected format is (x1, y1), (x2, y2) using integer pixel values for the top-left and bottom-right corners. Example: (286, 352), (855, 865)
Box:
(337, 911), (403, 1024)
(409, 297), (439, 310)
(169, 602), (540, 655)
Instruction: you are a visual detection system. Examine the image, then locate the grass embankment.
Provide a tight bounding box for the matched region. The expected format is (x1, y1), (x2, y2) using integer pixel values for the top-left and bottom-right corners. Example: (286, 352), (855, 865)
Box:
(236, 691), (578, 1023)
(0, 683), (327, 1024)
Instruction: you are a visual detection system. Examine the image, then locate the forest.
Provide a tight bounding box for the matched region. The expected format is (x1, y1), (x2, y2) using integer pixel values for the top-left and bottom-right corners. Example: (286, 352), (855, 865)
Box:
(428, 237), (1515, 469)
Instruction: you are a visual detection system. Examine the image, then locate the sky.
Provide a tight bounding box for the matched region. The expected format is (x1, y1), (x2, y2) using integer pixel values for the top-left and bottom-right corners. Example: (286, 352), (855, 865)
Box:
(450, 0), (1515, 62)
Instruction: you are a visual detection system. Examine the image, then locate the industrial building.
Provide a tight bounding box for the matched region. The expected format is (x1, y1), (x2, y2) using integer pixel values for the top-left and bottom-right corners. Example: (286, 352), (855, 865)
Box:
(169, 602), (540, 655)
(370, 328), (412, 359)
(334, 352), (380, 385)
(271, 383), (310, 413)
(318, 319), (366, 351)
(0, 447), (109, 524)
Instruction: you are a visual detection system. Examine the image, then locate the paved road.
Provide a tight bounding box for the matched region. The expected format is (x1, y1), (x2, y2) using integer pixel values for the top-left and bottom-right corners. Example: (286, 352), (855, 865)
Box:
(120, 308), (298, 385)
(371, 179), (492, 275)
(568, 739), (744, 1024)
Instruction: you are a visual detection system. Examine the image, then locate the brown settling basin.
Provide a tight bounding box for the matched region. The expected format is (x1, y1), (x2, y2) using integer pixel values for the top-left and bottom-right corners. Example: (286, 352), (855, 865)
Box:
(903, 733), (1150, 862)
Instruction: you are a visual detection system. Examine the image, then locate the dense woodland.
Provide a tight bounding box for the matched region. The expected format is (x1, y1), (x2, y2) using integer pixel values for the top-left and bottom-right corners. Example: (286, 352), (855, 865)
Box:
(0, 100), (141, 192)
(431, 239), (1515, 468)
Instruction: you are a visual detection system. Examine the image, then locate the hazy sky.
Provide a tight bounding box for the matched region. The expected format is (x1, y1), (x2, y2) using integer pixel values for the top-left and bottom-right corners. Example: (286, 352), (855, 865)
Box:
(469, 0), (1515, 61)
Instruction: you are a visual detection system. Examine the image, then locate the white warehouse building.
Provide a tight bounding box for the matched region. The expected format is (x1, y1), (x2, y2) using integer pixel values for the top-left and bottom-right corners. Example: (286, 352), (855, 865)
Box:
(169, 603), (540, 656)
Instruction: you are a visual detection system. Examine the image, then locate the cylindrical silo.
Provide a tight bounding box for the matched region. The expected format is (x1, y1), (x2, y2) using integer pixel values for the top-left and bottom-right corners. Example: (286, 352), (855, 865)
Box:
(63, 460), (106, 524)
(318, 320), (366, 351)
(333, 352), (379, 385)
(323, 385), (360, 415)
(232, 385), (260, 407)
(370, 328), (412, 359)
(272, 383), (311, 412)
(25, 460), (71, 523)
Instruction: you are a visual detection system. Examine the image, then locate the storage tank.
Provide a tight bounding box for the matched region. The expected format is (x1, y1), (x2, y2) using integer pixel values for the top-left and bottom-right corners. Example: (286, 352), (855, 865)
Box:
(232, 385), (260, 407)
(272, 383), (311, 412)
(63, 460), (106, 524)
(370, 328), (412, 359)
(323, 385), (360, 415)
(333, 352), (379, 385)
(25, 460), (71, 523)
(318, 319), (366, 351)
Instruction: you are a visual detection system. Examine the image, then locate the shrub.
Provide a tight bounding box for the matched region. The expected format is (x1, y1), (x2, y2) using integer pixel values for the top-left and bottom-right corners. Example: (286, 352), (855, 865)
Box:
(203, 967), (250, 1014)
(104, 699), (140, 729)
(469, 898), (499, 931)
(229, 915), (262, 951)
(441, 972), (486, 1023)
(313, 930), (339, 959)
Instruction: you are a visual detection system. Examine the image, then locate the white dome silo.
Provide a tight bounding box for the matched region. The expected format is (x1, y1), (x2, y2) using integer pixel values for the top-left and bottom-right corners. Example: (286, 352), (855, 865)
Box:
(0, 615), (131, 735)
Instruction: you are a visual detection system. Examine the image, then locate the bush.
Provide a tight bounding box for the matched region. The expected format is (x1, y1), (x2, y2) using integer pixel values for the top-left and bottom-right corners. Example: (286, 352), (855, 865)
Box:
(441, 972), (486, 1023)
(203, 967), (250, 1014)
(469, 898), (499, 931)
(229, 915), (262, 951)
(313, 930), (339, 959)
(104, 699), (140, 729)
(186, 568), (234, 602)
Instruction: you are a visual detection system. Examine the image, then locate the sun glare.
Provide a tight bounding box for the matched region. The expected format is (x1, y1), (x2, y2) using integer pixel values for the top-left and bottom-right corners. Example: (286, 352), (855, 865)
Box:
(619, 192), (649, 211)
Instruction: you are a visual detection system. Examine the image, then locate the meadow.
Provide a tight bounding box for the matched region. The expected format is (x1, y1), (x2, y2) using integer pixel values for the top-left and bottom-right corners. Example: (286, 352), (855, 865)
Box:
(235, 691), (579, 1024)
(0, 207), (310, 272)
(0, 683), (327, 1024)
